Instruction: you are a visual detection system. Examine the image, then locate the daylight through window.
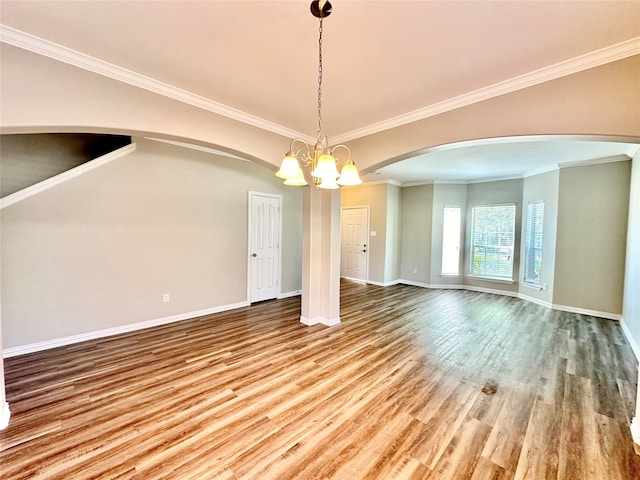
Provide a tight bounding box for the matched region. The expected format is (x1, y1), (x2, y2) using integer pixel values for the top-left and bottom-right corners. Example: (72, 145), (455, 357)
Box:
(524, 201), (544, 285)
(470, 204), (516, 280)
(441, 206), (461, 275)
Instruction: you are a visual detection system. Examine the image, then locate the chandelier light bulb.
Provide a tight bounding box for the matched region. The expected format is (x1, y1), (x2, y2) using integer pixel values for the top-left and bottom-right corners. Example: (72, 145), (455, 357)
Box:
(275, 0), (362, 189)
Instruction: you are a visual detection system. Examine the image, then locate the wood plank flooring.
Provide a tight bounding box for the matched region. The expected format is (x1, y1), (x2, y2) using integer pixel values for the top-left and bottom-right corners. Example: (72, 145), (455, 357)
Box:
(1, 280), (639, 479)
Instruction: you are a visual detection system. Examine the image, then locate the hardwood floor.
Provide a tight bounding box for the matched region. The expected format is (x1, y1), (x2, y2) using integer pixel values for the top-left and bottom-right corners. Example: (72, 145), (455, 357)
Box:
(1, 280), (639, 479)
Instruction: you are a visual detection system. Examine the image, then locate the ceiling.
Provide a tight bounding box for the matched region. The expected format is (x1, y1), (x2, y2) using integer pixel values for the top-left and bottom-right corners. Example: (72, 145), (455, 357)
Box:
(1, 0), (638, 184)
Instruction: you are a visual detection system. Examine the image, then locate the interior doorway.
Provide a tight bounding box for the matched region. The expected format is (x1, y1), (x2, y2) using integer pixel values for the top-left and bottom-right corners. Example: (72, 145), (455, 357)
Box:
(341, 206), (369, 282)
(248, 192), (282, 303)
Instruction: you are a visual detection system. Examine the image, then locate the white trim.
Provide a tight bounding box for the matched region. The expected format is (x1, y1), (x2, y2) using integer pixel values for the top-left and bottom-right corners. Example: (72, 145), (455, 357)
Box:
(397, 279), (430, 288)
(424, 283), (466, 290)
(465, 285), (518, 297)
(342, 277), (367, 284)
(558, 154), (631, 169)
(361, 179), (403, 187)
(632, 418), (640, 447)
(0, 25), (313, 144)
(365, 279), (401, 287)
(631, 418), (640, 447)
(620, 317), (640, 360)
(626, 145), (640, 158)
(468, 175), (523, 184)
(2, 301), (249, 358)
(278, 290), (302, 299)
(550, 303), (622, 321)
(3, 24), (637, 147)
(399, 180), (436, 187)
(300, 316), (341, 327)
(518, 292), (552, 309)
(332, 37), (640, 144)
(523, 164), (559, 178)
(521, 282), (543, 292)
(0, 143), (136, 210)
(0, 402), (10, 430)
(467, 275), (515, 285)
(145, 137), (251, 162)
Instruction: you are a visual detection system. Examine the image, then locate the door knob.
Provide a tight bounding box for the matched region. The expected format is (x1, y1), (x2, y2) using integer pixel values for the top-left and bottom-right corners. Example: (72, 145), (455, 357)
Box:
(252, 253), (257, 257)
(362, 249), (367, 253)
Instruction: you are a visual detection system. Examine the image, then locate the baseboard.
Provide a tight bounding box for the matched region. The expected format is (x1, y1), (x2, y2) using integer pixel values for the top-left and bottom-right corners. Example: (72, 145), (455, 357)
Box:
(300, 316), (341, 327)
(620, 317), (640, 360)
(2, 301), (249, 358)
(424, 283), (466, 290)
(341, 276), (367, 284)
(551, 303), (622, 322)
(397, 279), (431, 289)
(277, 290), (302, 299)
(365, 279), (401, 287)
(517, 292), (553, 309)
(464, 285), (518, 297)
(0, 401), (10, 430)
(631, 418), (640, 454)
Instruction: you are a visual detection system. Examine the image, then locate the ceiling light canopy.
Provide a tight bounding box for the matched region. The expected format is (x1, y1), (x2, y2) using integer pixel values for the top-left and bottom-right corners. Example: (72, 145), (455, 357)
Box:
(275, 0), (362, 189)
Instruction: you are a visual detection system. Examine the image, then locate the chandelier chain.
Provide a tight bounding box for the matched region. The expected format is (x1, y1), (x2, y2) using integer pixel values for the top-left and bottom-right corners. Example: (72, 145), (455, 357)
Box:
(317, 17), (323, 139)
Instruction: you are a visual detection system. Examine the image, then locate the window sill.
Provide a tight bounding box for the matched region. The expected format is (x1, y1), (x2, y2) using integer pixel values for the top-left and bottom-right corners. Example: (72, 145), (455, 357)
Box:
(440, 273), (460, 278)
(467, 275), (515, 285)
(522, 282), (543, 291)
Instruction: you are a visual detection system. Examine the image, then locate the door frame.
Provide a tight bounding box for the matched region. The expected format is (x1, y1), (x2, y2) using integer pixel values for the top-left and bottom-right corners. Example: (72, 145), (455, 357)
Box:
(341, 205), (370, 282)
(247, 191), (283, 303)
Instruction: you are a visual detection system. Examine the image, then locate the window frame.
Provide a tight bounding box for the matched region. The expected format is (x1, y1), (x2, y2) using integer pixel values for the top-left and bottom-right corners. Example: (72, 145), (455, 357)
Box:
(469, 203), (516, 281)
(523, 200), (544, 287)
(441, 205), (461, 276)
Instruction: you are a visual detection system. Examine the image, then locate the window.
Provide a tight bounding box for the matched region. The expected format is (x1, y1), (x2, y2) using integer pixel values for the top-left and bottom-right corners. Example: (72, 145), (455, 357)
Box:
(470, 204), (516, 280)
(441, 206), (461, 275)
(524, 201), (544, 285)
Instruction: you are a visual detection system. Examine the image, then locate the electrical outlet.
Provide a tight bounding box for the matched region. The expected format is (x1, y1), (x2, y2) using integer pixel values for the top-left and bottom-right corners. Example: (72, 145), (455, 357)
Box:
(413, 268), (418, 274)
(163, 293), (170, 303)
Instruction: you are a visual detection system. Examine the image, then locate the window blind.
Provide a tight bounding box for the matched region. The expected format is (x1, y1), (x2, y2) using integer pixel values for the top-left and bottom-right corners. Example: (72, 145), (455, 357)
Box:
(470, 204), (516, 279)
(524, 201), (544, 285)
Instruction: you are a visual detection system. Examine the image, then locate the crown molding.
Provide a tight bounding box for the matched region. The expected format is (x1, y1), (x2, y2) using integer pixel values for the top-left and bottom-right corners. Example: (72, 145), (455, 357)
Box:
(626, 145), (640, 158)
(523, 164), (559, 178)
(332, 37), (640, 144)
(558, 154), (631, 169)
(467, 174), (524, 184)
(0, 24), (312, 142)
(2, 24), (638, 146)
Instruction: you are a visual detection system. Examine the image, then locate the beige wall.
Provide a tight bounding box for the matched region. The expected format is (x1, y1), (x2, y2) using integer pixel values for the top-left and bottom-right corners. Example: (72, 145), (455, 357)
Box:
(430, 183), (468, 286)
(341, 183), (389, 283)
(623, 152), (640, 352)
(348, 56), (640, 173)
(554, 160), (631, 315)
(399, 184), (434, 284)
(518, 170), (560, 304)
(1, 137), (303, 349)
(464, 178), (524, 294)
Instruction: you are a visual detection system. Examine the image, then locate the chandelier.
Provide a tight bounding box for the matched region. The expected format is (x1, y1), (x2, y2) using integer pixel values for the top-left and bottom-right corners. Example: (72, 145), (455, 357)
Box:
(276, 0), (362, 189)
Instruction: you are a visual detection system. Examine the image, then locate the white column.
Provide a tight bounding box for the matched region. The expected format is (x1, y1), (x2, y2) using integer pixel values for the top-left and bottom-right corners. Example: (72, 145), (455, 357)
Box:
(300, 186), (341, 326)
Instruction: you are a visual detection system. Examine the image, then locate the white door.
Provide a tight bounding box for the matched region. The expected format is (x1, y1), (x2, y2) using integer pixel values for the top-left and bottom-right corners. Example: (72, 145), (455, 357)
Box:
(249, 193), (281, 303)
(341, 207), (369, 281)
